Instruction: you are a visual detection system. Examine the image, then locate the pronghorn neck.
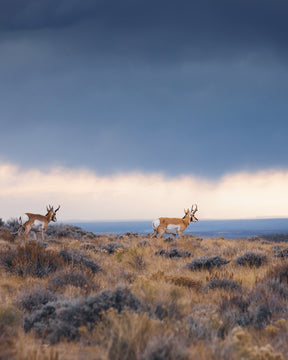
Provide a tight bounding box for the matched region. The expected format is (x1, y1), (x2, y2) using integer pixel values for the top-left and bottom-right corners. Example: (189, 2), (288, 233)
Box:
(182, 214), (191, 227)
(45, 211), (53, 222)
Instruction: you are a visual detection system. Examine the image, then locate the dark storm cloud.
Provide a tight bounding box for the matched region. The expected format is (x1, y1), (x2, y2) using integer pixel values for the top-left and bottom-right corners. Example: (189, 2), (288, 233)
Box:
(0, 0), (288, 177)
(1, 0), (288, 62)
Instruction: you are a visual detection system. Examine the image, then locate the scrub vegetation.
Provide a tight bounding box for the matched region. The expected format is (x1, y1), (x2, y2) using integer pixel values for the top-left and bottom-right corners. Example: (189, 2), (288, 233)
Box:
(1, 220), (288, 359)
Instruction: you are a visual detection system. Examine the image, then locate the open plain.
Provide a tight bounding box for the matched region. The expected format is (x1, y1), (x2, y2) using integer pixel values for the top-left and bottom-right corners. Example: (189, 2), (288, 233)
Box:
(1, 222), (288, 360)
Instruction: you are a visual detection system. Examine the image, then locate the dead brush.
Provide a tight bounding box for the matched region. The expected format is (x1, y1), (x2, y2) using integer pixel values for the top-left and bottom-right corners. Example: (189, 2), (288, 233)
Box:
(141, 333), (190, 360)
(0, 305), (19, 360)
(0, 230), (16, 243)
(0, 326), (17, 360)
(264, 262), (288, 285)
(150, 270), (166, 281)
(164, 275), (202, 290)
(90, 310), (155, 360)
(15, 346), (59, 360)
(0, 242), (64, 278)
(206, 269), (236, 281)
(150, 270), (202, 290)
(123, 247), (146, 271)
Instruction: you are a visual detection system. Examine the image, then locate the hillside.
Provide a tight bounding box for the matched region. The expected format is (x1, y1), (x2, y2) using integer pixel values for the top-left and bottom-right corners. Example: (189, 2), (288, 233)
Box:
(1, 224), (288, 359)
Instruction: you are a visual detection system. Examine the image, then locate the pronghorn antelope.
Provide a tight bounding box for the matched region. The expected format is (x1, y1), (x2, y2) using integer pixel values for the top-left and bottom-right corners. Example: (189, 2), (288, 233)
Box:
(151, 204), (198, 239)
(18, 205), (60, 241)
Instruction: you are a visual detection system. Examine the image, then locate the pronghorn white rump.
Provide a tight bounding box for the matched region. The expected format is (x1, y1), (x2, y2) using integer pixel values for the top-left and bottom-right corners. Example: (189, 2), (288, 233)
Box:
(151, 204), (198, 239)
(152, 220), (180, 235)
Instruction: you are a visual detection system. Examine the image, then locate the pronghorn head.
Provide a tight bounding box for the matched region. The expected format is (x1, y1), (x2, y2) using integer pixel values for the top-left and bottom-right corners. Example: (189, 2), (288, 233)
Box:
(46, 205), (60, 222)
(184, 204), (198, 223)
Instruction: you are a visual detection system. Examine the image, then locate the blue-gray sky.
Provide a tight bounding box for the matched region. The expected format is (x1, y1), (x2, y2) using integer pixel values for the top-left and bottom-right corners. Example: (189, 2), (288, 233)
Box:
(1, 0), (288, 179)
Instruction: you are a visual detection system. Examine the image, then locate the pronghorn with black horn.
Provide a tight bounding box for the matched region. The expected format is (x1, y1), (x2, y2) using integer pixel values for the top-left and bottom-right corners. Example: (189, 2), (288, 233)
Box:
(151, 204), (198, 239)
(18, 205), (60, 241)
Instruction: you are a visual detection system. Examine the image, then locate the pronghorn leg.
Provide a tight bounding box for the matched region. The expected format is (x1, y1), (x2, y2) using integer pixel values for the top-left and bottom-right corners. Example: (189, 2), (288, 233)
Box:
(22, 226), (31, 242)
(18, 225), (23, 237)
(157, 228), (165, 239)
(150, 230), (157, 238)
(23, 227), (30, 238)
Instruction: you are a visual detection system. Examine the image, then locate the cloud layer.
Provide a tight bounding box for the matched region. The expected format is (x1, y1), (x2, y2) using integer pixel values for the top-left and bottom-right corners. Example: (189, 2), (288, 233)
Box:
(0, 163), (287, 221)
(1, 1), (288, 177)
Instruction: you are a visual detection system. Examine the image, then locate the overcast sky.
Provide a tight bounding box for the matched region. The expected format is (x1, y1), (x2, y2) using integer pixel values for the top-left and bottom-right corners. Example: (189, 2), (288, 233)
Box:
(1, 0), (288, 221)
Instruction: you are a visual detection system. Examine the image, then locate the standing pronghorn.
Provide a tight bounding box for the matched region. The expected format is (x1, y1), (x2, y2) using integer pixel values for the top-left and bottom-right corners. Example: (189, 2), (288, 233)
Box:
(151, 204), (198, 239)
(18, 205), (60, 241)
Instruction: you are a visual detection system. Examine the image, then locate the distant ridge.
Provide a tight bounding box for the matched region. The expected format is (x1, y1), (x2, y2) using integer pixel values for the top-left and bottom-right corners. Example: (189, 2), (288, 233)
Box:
(71, 218), (288, 239)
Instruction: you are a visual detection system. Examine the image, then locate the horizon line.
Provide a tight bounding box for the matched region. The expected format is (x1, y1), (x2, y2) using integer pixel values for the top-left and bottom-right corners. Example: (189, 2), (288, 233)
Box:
(65, 216), (288, 223)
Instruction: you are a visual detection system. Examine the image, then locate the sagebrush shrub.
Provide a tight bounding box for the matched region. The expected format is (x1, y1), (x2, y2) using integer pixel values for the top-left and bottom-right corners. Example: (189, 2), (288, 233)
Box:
(141, 334), (189, 360)
(235, 252), (268, 268)
(187, 256), (230, 271)
(219, 295), (250, 314)
(46, 224), (96, 240)
(49, 268), (97, 292)
(17, 285), (57, 312)
(153, 295), (184, 321)
(99, 242), (124, 254)
(267, 262), (288, 284)
(205, 278), (242, 292)
(274, 247), (288, 259)
(24, 285), (144, 343)
(155, 248), (192, 259)
(217, 295), (252, 332)
(137, 240), (150, 247)
(4, 218), (19, 234)
(218, 278), (288, 330)
(0, 306), (19, 327)
(249, 278), (288, 320)
(80, 242), (98, 251)
(58, 248), (101, 273)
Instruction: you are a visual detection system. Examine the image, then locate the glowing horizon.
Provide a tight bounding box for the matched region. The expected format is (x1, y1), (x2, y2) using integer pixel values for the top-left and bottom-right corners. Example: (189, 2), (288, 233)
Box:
(0, 162), (287, 222)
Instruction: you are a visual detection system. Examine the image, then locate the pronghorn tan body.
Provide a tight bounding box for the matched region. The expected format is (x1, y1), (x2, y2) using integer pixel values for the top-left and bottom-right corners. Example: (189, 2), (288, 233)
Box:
(151, 204), (198, 239)
(18, 205), (60, 241)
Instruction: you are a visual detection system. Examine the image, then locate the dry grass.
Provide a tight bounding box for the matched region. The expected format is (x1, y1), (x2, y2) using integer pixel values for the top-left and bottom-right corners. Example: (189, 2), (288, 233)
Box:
(0, 228), (288, 359)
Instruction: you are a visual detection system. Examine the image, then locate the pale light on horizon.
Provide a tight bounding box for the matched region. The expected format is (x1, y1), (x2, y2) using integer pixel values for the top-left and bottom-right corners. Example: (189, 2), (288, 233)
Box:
(0, 162), (287, 222)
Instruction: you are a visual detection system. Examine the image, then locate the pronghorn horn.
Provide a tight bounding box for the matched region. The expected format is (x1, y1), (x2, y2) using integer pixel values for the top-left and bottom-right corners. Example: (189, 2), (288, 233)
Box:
(192, 204), (198, 214)
(55, 205), (60, 212)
